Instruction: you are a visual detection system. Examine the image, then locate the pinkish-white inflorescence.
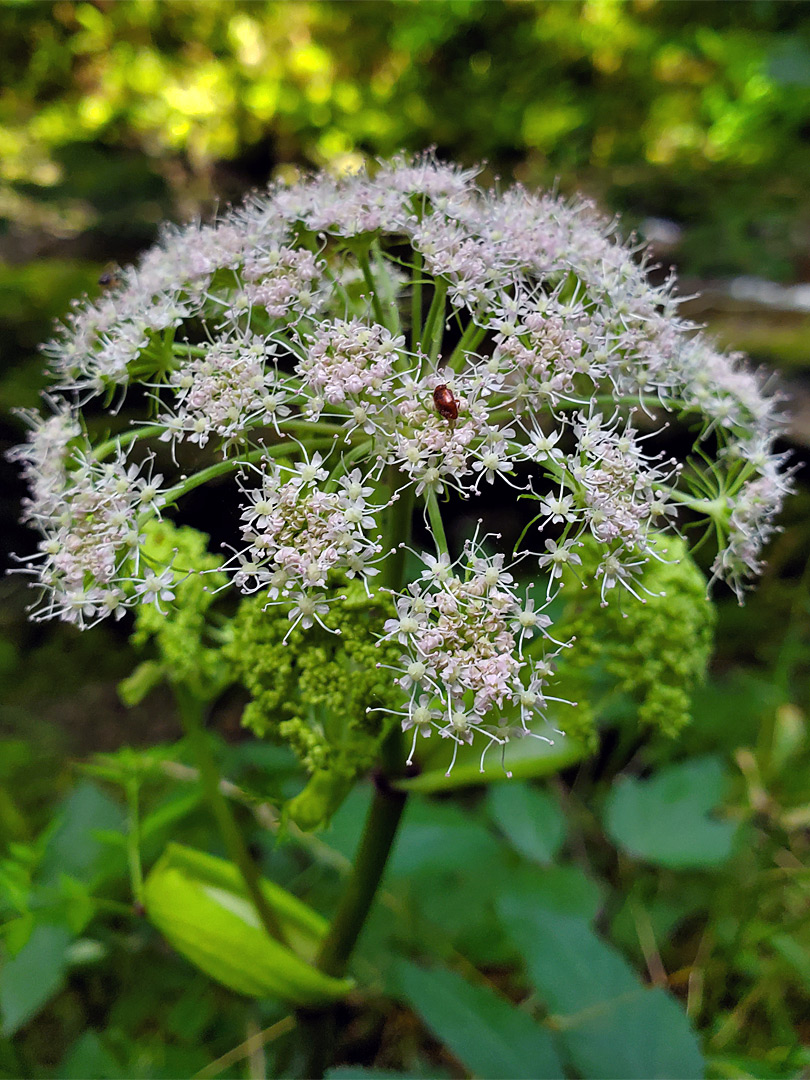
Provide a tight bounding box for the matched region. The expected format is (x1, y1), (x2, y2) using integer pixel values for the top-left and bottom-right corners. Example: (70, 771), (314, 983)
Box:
(11, 154), (792, 764)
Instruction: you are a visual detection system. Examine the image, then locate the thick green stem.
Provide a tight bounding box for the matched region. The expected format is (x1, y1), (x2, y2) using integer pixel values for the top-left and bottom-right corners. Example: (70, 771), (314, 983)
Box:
(315, 728), (408, 979)
(297, 478), (415, 1076)
(299, 729), (409, 1078)
(175, 688), (289, 947)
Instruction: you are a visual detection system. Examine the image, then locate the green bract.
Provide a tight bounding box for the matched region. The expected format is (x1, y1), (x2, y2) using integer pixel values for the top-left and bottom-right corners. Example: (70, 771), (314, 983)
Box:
(143, 843), (353, 1004)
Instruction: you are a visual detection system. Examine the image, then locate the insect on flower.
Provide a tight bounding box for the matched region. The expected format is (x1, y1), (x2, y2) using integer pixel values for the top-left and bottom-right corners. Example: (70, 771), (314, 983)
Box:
(432, 384), (459, 422)
(98, 268), (121, 289)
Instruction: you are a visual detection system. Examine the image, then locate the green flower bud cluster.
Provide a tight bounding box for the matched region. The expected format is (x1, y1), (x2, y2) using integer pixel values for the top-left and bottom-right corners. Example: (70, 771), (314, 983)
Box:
(226, 581), (403, 827)
(555, 533), (715, 746)
(120, 519), (229, 706)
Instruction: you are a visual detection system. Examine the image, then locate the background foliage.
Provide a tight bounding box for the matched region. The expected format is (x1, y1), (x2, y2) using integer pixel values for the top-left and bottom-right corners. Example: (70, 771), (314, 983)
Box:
(1, 2), (809, 1077)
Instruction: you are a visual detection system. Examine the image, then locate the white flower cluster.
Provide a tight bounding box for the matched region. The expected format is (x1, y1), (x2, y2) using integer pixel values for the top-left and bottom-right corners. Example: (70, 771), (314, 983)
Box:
(234, 455), (386, 637)
(159, 331), (291, 449)
(10, 408), (167, 627)
(380, 543), (566, 773)
(297, 318), (402, 416)
(12, 154), (791, 761)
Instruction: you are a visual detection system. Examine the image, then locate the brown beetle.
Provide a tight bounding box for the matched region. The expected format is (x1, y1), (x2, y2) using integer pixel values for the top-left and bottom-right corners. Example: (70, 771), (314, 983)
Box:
(433, 383), (459, 422)
(98, 268), (121, 289)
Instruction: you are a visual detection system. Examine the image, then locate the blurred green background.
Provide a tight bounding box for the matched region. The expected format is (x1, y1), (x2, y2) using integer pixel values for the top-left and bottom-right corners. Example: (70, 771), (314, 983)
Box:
(1, 2), (809, 1077)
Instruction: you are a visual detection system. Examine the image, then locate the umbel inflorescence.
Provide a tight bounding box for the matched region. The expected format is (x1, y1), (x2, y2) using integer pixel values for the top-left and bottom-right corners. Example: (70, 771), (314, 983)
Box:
(11, 155), (790, 773)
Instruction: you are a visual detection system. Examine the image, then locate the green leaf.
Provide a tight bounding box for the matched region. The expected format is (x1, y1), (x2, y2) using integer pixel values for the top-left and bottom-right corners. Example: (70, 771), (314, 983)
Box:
(507, 864), (604, 922)
(326, 1072), (436, 1080)
(392, 959), (563, 1080)
(604, 756), (736, 869)
(1, 915), (35, 956)
(117, 659), (165, 707)
(389, 798), (501, 878)
(498, 897), (704, 1079)
(705, 1053), (801, 1080)
(59, 1031), (123, 1079)
(92, 829), (128, 850)
(401, 730), (586, 793)
(143, 843), (353, 1005)
(38, 781), (126, 888)
(56, 875), (96, 934)
(0, 922), (72, 1037)
(0, 784), (28, 842)
(486, 783), (565, 864)
(394, 847), (516, 967)
(140, 789), (203, 842)
(82, 744), (175, 786)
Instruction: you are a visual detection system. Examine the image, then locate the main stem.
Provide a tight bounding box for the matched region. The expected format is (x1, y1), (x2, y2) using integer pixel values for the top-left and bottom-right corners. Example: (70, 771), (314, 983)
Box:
(315, 727), (408, 978)
(299, 476), (421, 1077)
(299, 727), (408, 1079)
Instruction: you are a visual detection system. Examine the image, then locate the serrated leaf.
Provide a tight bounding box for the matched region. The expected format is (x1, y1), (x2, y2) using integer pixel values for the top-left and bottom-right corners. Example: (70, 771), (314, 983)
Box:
(392, 959), (563, 1080)
(605, 756), (736, 869)
(498, 896), (703, 1079)
(486, 782), (565, 864)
